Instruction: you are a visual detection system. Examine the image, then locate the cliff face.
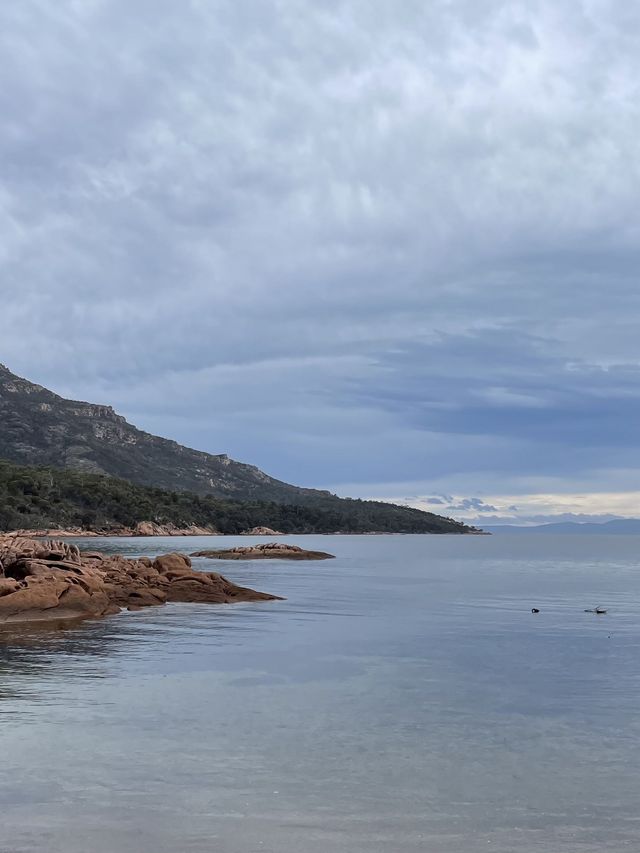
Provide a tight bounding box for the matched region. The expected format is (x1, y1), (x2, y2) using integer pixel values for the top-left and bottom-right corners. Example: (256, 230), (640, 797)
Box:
(0, 364), (324, 503)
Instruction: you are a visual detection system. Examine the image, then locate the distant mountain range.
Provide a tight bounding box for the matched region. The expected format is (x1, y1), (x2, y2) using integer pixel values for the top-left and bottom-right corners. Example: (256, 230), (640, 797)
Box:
(486, 519), (640, 534)
(0, 364), (471, 534)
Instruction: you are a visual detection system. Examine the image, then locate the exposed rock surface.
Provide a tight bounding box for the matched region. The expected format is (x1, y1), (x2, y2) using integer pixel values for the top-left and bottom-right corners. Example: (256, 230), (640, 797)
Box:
(130, 521), (219, 536)
(8, 522), (220, 538)
(241, 526), (284, 536)
(0, 535), (280, 626)
(9, 527), (100, 538)
(191, 542), (335, 561)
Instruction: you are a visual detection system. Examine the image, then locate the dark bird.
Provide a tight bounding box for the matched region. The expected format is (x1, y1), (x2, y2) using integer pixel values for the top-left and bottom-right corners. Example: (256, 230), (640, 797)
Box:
(531, 608), (540, 614)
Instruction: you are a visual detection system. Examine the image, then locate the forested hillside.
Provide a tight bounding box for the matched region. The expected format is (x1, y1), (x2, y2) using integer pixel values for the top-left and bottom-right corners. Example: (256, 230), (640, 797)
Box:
(0, 461), (471, 535)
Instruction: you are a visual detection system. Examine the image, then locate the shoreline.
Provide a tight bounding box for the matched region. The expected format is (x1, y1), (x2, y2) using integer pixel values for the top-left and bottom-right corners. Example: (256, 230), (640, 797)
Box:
(4, 526), (488, 539)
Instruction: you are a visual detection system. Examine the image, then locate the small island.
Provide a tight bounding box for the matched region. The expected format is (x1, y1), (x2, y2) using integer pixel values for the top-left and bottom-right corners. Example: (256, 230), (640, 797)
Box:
(191, 542), (335, 560)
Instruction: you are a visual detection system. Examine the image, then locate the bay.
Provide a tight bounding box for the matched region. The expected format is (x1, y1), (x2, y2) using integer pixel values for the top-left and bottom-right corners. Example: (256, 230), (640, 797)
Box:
(1, 534), (639, 852)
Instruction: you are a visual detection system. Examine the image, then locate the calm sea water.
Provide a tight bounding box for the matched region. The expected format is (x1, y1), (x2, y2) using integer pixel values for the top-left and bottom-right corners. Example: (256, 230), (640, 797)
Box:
(1, 534), (640, 853)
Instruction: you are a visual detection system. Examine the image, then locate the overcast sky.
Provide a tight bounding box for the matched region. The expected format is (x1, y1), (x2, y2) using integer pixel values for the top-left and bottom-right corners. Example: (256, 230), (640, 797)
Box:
(2, 0), (639, 524)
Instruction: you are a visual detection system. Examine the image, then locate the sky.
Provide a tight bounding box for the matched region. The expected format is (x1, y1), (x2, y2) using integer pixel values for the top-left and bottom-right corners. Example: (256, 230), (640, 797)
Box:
(1, 0), (639, 525)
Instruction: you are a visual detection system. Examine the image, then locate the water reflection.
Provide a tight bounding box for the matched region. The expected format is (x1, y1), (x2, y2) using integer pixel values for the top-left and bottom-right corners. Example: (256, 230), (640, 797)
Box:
(0, 621), (110, 697)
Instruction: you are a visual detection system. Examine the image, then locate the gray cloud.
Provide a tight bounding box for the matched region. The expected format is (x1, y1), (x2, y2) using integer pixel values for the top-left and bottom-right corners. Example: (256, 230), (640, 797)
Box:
(447, 498), (499, 513)
(1, 1), (640, 504)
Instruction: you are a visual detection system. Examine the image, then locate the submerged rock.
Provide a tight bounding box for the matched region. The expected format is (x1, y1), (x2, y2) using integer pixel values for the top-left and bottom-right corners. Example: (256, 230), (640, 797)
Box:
(0, 535), (281, 627)
(191, 542), (335, 561)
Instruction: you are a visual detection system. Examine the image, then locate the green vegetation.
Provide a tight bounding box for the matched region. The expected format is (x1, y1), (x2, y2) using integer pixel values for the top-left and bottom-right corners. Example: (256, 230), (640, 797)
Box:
(0, 460), (470, 534)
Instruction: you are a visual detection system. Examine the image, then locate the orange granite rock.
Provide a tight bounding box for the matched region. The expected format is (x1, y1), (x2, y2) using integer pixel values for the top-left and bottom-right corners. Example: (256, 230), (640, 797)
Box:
(0, 535), (281, 626)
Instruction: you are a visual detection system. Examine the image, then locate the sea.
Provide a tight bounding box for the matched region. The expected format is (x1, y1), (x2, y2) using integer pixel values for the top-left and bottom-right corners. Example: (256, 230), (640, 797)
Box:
(1, 533), (639, 853)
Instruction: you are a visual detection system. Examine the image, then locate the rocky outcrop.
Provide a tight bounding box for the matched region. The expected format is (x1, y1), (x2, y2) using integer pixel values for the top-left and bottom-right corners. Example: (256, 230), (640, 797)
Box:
(8, 527), (100, 538)
(241, 526), (284, 536)
(0, 535), (280, 626)
(6, 523), (220, 538)
(191, 542), (335, 561)
(131, 521), (219, 536)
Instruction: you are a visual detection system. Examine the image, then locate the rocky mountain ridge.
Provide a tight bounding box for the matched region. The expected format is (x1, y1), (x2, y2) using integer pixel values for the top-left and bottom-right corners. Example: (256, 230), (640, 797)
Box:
(0, 364), (327, 503)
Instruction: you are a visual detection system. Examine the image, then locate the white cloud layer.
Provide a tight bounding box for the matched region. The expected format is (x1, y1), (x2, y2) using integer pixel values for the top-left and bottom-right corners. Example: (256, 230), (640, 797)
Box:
(2, 1), (640, 515)
(369, 489), (640, 525)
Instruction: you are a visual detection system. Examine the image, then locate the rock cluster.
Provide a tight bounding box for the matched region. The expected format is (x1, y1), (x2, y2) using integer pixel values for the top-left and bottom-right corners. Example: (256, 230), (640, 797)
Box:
(5, 522), (220, 538)
(130, 521), (219, 537)
(8, 527), (100, 538)
(241, 526), (284, 536)
(0, 535), (280, 626)
(191, 542), (335, 561)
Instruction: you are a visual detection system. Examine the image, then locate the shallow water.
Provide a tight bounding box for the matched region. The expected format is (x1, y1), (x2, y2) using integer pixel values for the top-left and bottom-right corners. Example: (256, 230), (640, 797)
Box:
(1, 533), (639, 852)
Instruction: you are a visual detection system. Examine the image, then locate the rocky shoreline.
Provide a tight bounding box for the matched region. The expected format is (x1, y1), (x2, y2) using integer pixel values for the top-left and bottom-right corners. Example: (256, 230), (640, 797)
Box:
(6, 522), (290, 538)
(7, 522), (221, 538)
(0, 535), (281, 627)
(4, 524), (486, 538)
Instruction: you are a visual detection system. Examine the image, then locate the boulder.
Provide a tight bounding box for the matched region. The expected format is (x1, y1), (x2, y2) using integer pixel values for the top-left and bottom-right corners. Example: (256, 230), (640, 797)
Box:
(241, 527), (284, 536)
(135, 521), (164, 536)
(0, 537), (82, 572)
(153, 553), (192, 574)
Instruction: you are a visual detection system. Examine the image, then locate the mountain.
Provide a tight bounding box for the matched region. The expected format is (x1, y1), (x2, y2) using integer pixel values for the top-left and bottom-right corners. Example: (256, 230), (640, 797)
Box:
(0, 365), (470, 533)
(486, 519), (640, 534)
(0, 363), (321, 503)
